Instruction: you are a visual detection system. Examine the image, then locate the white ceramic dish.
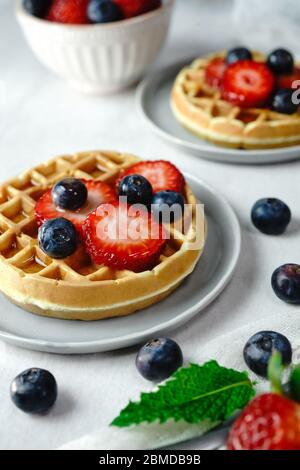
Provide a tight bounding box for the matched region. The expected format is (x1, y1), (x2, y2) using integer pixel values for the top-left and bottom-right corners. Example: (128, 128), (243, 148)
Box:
(15, 0), (174, 94)
(137, 60), (300, 165)
(0, 174), (240, 354)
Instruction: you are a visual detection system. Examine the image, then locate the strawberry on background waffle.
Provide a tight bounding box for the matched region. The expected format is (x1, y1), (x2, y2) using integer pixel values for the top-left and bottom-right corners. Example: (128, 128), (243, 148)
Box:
(171, 48), (300, 150)
(222, 60), (275, 108)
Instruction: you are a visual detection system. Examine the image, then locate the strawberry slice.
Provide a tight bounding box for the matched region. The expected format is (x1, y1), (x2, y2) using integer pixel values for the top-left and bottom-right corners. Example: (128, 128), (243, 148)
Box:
(46, 0), (89, 24)
(205, 57), (227, 89)
(277, 68), (300, 89)
(222, 60), (275, 108)
(35, 180), (117, 236)
(117, 161), (184, 194)
(83, 202), (166, 272)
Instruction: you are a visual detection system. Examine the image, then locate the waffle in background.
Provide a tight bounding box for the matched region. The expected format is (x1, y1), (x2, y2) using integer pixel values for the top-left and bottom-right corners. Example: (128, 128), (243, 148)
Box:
(171, 52), (300, 150)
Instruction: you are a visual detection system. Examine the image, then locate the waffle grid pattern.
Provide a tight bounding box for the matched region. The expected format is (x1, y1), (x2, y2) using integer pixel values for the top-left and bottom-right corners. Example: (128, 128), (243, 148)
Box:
(0, 151), (192, 285)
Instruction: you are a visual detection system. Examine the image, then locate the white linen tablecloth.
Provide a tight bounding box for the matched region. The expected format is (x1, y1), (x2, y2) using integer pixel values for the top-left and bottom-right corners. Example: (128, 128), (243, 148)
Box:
(1, 0), (300, 450)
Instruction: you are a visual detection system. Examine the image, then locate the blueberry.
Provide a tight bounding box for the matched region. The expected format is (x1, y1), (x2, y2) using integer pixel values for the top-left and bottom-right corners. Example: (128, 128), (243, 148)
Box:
(52, 178), (88, 211)
(136, 338), (183, 382)
(290, 365), (300, 403)
(267, 49), (294, 75)
(243, 331), (292, 378)
(251, 198), (291, 235)
(87, 0), (123, 23)
(10, 368), (57, 414)
(152, 191), (185, 223)
(23, 0), (52, 18)
(119, 174), (153, 206)
(271, 264), (300, 304)
(272, 88), (299, 115)
(226, 47), (252, 65)
(38, 218), (78, 259)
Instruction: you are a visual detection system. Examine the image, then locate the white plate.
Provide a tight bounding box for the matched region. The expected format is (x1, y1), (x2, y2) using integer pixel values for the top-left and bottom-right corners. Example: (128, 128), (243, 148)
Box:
(137, 61), (300, 165)
(0, 175), (240, 354)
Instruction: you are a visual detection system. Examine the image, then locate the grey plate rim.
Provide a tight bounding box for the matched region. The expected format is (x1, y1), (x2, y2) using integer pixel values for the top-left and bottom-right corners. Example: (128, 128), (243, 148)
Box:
(0, 174), (241, 354)
(136, 60), (300, 165)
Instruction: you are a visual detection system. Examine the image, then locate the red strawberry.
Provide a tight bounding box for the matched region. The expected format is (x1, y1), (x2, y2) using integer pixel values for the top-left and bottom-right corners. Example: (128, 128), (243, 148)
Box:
(46, 0), (89, 24)
(222, 60), (275, 108)
(114, 0), (161, 19)
(83, 202), (166, 272)
(277, 68), (300, 89)
(117, 161), (184, 194)
(227, 393), (300, 450)
(35, 180), (116, 236)
(205, 58), (227, 89)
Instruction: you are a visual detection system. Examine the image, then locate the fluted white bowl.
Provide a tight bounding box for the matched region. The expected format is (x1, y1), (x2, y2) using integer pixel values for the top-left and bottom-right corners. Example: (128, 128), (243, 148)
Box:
(16, 0), (174, 94)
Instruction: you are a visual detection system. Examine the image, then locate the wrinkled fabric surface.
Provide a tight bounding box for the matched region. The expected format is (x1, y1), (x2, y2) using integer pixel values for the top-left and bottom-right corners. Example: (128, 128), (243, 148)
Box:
(233, 0), (300, 53)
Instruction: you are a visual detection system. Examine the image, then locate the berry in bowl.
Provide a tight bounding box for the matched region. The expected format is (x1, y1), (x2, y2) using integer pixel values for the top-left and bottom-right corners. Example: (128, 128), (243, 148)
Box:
(16, 0), (174, 94)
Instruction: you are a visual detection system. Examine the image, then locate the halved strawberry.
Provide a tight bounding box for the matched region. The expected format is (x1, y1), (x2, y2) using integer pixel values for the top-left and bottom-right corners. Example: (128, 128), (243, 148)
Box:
(277, 68), (300, 89)
(205, 57), (227, 89)
(35, 180), (117, 236)
(222, 60), (275, 108)
(117, 161), (184, 194)
(46, 0), (89, 24)
(83, 202), (166, 272)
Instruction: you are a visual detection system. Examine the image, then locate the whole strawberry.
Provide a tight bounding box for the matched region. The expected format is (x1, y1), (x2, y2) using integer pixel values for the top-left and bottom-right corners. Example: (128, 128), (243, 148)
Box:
(227, 393), (300, 450)
(114, 0), (161, 19)
(47, 0), (89, 24)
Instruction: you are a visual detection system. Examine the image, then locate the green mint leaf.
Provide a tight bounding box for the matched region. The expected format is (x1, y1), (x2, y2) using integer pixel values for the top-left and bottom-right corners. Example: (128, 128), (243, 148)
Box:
(111, 361), (255, 428)
(268, 352), (284, 395)
(290, 365), (300, 403)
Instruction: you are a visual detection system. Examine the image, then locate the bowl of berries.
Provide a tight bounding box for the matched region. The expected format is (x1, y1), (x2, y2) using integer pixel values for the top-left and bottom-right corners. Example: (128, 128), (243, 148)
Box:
(16, 0), (174, 94)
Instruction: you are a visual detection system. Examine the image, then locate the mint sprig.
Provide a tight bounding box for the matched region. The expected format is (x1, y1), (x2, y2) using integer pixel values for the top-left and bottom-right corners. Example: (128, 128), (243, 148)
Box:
(268, 351), (284, 395)
(112, 361), (255, 428)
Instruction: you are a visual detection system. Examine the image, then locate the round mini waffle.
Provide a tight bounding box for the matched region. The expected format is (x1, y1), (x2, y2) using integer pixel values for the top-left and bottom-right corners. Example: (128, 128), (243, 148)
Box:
(0, 151), (205, 320)
(171, 51), (300, 150)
